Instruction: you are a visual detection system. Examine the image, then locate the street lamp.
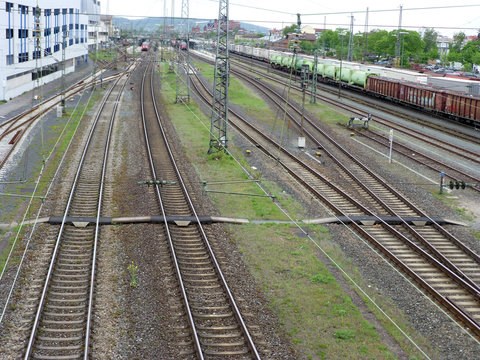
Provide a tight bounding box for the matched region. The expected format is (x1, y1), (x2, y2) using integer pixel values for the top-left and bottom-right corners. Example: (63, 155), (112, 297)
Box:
(399, 31), (408, 67)
(338, 30), (346, 99)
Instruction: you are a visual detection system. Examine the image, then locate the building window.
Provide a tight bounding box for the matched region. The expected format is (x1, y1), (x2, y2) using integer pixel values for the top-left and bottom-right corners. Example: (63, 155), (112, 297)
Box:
(69, 8), (73, 14)
(18, 29), (28, 38)
(18, 52), (28, 63)
(33, 50), (41, 59)
(62, 8), (67, 15)
(6, 2), (13, 12)
(6, 28), (14, 39)
(6, 54), (14, 65)
(44, 47), (51, 56)
(54, 44), (59, 52)
(54, 8), (59, 15)
(20, 5), (28, 15)
(54, 26), (59, 34)
(69, 24), (73, 30)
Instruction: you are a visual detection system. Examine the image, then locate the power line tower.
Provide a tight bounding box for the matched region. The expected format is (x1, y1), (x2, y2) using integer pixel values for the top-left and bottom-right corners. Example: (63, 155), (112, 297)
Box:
(395, 5), (403, 66)
(363, 7), (369, 61)
(347, 15), (354, 61)
(175, 0), (190, 103)
(208, 0), (230, 154)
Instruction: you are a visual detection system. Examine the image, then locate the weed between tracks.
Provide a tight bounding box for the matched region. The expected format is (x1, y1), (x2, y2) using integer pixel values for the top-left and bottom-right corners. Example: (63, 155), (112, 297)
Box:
(159, 56), (430, 359)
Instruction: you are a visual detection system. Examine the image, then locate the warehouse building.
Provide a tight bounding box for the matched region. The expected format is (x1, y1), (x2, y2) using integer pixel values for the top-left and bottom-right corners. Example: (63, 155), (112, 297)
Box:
(0, 0), (101, 101)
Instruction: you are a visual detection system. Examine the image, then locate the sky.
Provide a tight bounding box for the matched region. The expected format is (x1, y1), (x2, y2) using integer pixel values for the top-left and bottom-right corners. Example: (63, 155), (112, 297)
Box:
(101, 0), (480, 37)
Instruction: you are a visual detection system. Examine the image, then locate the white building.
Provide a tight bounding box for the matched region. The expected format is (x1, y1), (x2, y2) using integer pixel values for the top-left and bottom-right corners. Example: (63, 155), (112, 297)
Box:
(0, 0), (101, 101)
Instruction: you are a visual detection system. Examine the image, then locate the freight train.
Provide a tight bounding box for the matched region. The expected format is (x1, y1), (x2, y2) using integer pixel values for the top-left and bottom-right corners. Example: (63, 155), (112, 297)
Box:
(229, 44), (480, 127)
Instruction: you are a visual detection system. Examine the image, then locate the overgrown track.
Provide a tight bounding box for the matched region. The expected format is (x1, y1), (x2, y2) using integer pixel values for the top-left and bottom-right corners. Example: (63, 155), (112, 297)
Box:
(21, 64), (134, 359)
(140, 59), (261, 358)
(190, 65), (480, 338)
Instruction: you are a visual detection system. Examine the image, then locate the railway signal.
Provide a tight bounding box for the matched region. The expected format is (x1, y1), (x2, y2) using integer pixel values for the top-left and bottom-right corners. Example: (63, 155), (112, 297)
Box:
(449, 180), (466, 190)
(439, 172), (475, 193)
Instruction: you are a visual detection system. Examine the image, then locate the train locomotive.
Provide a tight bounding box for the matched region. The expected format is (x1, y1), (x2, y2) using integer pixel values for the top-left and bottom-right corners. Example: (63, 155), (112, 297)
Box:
(141, 41), (150, 51)
(229, 44), (480, 127)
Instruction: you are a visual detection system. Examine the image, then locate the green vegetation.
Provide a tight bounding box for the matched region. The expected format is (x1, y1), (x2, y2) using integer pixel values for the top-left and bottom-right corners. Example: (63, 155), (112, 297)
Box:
(159, 58), (431, 358)
(90, 50), (117, 61)
(278, 23), (480, 69)
(127, 261), (138, 287)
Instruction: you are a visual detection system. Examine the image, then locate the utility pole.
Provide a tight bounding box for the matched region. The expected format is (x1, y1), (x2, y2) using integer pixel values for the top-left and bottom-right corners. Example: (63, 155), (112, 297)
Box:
(310, 49), (318, 104)
(363, 7), (369, 62)
(175, 0), (190, 103)
(61, 30), (68, 113)
(347, 15), (354, 61)
(208, 0), (230, 154)
(162, 0), (167, 61)
(33, 5), (42, 104)
(323, 16), (326, 58)
(299, 63), (309, 147)
(395, 5), (403, 67)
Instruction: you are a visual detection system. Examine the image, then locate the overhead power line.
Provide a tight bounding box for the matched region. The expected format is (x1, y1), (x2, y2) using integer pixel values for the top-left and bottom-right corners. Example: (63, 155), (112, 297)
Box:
(302, 4), (480, 16)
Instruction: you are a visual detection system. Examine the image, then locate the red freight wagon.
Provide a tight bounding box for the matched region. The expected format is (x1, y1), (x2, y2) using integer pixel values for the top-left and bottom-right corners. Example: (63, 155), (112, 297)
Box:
(443, 92), (480, 123)
(367, 76), (480, 126)
(366, 76), (400, 99)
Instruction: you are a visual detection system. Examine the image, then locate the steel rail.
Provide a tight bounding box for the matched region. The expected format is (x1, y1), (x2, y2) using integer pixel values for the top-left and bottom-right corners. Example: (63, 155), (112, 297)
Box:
(84, 63), (134, 360)
(228, 55), (480, 164)
(225, 66), (480, 267)
(143, 58), (261, 359)
(190, 71), (480, 336)
(24, 65), (132, 359)
(229, 52), (480, 145)
(0, 68), (132, 175)
(140, 60), (203, 359)
(357, 130), (480, 191)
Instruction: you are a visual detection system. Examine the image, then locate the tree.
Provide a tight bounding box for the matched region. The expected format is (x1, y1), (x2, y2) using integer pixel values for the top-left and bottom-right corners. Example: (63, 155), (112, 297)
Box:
(299, 41), (313, 54)
(283, 24), (298, 37)
(451, 32), (466, 52)
(423, 28), (438, 54)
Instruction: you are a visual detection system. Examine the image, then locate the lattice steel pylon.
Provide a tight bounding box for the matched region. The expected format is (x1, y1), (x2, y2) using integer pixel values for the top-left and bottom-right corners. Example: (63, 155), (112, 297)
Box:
(175, 0), (190, 103)
(208, 0), (230, 154)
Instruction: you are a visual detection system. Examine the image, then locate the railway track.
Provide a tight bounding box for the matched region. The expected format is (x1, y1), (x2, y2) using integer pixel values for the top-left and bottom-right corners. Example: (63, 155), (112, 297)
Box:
(0, 63), (129, 173)
(189, 64), (480, 338)
(195, 52), (480, 192)
(17, 63), (134, 359)
(140, 59), (261, 358)
(226, 52), (480, 163)
(229, 52), (480, 145)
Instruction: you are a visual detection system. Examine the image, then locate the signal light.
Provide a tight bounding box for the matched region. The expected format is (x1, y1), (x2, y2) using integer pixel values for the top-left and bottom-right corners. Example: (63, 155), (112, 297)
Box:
(449, 180), (466, 190)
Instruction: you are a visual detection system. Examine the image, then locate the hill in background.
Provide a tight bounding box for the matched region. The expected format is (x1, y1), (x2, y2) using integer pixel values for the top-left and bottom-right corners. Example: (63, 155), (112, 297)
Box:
(113, 17), (269, 35)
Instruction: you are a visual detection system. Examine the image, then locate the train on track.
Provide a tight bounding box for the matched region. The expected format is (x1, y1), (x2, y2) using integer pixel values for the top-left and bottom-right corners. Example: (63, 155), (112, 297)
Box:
(141, 41), (150, 51)
(229, 44), (480, 127)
